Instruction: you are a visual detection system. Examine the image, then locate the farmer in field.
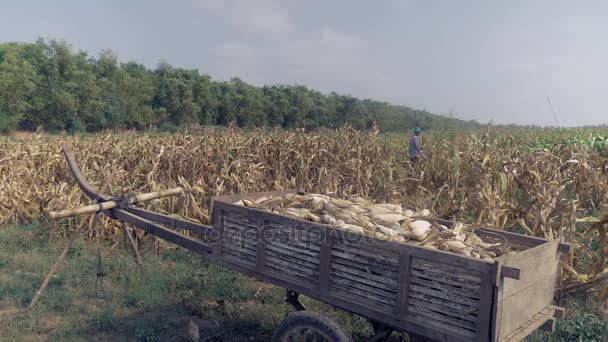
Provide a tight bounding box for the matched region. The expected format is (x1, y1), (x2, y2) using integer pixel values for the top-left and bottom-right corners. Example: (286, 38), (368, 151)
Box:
(408, 127), (423, 164)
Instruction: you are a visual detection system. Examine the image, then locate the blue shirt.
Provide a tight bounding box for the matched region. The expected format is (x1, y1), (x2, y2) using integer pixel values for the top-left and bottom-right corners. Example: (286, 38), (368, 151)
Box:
(408, 135), (421, 157)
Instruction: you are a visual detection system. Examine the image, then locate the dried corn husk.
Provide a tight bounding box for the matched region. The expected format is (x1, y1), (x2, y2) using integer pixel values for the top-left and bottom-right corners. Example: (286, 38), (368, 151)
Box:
(233, 192), (509, 260)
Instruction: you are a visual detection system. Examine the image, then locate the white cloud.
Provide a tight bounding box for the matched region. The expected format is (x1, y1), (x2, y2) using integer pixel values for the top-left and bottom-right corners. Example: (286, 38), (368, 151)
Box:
(321, 27), (366, 49)
(190, 0), (290, 34)
(211, 42), (253, 58)
(239, 4), (289, 34)
(367, 71), (390, 84)
(190, 0), (227, 12)
(284, 28), (366, 67)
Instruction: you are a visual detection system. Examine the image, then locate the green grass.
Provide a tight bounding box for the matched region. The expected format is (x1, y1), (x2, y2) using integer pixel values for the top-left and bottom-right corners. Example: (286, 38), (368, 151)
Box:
(0, 223), (374, 341)
(527, 295), (608, 342)
(0, 223), (606, 341)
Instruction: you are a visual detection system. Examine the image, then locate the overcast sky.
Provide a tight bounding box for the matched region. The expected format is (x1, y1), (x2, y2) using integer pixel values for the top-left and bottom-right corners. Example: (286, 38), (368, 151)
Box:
(1, 0), (607, 126)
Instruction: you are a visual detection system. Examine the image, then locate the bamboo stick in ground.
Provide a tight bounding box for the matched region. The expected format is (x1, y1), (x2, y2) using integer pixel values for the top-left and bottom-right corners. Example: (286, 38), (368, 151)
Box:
(28, 217), (88, 309)
(31, 170), (116, 310)
(46, 187), (184, 219)
(122, 220), (144, 275)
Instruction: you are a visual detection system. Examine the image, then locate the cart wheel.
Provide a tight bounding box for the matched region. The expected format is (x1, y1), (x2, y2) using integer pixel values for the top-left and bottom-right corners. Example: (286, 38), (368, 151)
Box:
(272, 311), (353, 342)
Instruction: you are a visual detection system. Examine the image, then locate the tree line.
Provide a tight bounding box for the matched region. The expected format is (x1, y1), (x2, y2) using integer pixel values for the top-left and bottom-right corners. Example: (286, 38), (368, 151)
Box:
(0, 39), (480, 134)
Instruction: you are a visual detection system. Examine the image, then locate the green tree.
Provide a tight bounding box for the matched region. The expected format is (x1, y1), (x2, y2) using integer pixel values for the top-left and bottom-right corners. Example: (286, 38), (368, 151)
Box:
(0, 38), (480, 134)
(0, 43), (37, 133)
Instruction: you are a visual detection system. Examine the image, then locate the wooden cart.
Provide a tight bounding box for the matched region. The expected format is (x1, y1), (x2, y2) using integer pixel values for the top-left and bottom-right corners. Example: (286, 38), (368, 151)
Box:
(59, 146), (568, 342)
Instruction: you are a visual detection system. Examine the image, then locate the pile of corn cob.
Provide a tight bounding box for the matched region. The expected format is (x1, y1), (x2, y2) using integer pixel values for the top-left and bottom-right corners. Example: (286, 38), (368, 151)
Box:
(234, 193), (508, 260)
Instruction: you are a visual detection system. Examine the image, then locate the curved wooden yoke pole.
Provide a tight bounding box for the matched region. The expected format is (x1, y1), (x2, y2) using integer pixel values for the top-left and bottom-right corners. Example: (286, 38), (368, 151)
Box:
(62, 144), (111, 202)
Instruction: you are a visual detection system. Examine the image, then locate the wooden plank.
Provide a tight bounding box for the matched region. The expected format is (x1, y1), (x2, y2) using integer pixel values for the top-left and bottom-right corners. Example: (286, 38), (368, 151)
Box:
(114, 210), (213, 255)
(331, 244), (399, 267)
(330, 237), (402, 260)
(412, 259), (482, 283)
(408, 284), (480, 308)
(409, 291), (477, 313)
(222, 233), (257, 252)
(209, 189), (295, 219)
(328, 284), (396, 309)
(267, 249), (319, 270)
(475, 261), (498, 342)
(256, 219), (266, 273)
(223, 227), (256, 241)
(501, 239), (560, 299)
(498, 275), (556, 339)
(409, 298), (477, 324)
(331, 263), (398, 288)
(409, 303), (477, 333)
(329, 276), (397, 302)
(409, 246), (493, 272)
(410, 269), (481, 293)
(222, 231), (257, 248)
(330, 269), (396, 294)
(319, 229), (331, 291)
(221, 244), (256, 260)
(265, 244), (320, 266)
(213, 209), (225, 257)
(476, 228), (547, 249)
(226, 218), (325, 243)
(221, 236), (256, 252)
(552, 305), (565, 319)
(265, 259), (318, 280)
(223, 226), (257, 240)
(220, 247), (256, 267)
(224, 218), (258, 232)
(396, 252), (412, 318)
(331, 254), (399, 278)
(490, 275), (502, 342)
(215, 202), (325, 235)
(500, 266), (520, 280)
(539, 318), (556, 332)
(263, 230), (322, 251)
(266, 240), (320, 258)
(265, 264), (317, 283)
(222, 240), (320, 281)
(224, 221), (257, 235)
(224, 225), (322, 256)
(501, 306), (557, 342)
(409, 276), (480, 300)
(264, 254), (317, 274)
(127, 207), (214, 237)
(222, 243), (318, 281)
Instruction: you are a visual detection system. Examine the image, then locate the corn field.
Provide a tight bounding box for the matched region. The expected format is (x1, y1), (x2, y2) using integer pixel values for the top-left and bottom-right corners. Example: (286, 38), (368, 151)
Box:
(1, 127), (607, 304)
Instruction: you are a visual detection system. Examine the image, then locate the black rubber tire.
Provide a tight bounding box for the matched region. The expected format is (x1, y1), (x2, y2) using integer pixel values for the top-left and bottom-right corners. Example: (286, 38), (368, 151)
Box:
(271, 311), (353, 342)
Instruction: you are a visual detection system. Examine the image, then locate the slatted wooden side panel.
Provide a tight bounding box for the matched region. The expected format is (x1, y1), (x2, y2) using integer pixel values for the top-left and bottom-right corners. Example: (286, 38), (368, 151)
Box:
(328, 235), (400, 313)
(262, 221), (321, 284)
(220, 210), (322, 286)
(214, 203), (502, 341)
(221, 212), (258, 267)
(407, 257), (482, 336)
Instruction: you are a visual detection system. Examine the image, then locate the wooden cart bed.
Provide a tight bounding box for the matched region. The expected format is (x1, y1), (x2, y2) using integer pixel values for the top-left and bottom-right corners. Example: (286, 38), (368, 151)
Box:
(209, 190), (566, 342)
